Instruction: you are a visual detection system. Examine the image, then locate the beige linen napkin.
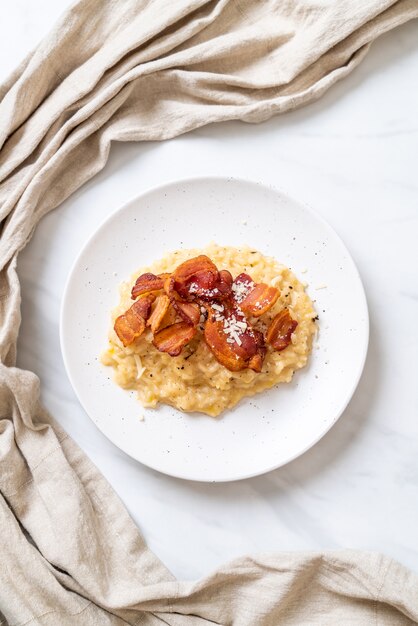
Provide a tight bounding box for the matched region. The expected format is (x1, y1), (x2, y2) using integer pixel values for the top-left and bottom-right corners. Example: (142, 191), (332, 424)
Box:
(1, 1), (418, 624)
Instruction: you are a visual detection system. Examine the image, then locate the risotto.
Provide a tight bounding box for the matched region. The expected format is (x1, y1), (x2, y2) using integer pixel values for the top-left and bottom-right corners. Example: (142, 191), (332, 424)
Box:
(101, 244), (317, 417)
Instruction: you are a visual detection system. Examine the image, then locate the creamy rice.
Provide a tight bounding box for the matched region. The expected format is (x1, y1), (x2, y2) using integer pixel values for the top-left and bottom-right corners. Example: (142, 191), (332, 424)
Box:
(101, 244), (317, 417)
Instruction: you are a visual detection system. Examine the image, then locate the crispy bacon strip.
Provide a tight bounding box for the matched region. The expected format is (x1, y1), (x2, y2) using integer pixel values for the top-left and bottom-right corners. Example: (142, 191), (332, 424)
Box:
(133, 294), (155, 320)
(162, 303), (178, 327)
(219, 269), (233, 287)
(204, 307), (261, 372)
(190, 269), (232, 301)
(240, 283), (279, 317)
(173, 301), (201, 326)
(232, 273), (279, 316)
(164, 275), (175, 294)
(147, 294), (170, 333)
(172, 255), (219, 299)
(231, 273), (254, 302)
(247, 330), (266, 373)
(248, 352), (263, 372)
(204, 317), (247, 371)
(123, 255), (294, 371)
(207, 269), (233, 300)
(266, 309), (298, 351)
(153, 322), (196, 357)
(131, 273), (165, 299)
(114, 300), (149, 347)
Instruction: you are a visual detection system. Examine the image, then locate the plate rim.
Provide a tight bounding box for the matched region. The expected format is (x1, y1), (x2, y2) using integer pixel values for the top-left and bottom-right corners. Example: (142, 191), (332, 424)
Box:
(60, 175), (369, 482)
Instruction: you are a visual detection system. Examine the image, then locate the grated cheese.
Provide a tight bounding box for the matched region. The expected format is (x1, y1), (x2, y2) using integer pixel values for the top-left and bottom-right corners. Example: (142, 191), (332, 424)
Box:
(134, 354), (146, 380)
(231, 279), (254, 303)
(232, 332), (242, 346)
(220, 314), (248, 346)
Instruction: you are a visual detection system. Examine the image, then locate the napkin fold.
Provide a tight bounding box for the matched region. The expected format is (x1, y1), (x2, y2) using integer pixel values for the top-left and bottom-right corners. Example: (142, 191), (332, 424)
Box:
(1, 1), (418, 624)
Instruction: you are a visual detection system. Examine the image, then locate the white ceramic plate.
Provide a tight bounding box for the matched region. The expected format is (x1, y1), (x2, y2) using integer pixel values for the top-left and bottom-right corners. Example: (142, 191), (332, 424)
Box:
(60, 177), (368, 482)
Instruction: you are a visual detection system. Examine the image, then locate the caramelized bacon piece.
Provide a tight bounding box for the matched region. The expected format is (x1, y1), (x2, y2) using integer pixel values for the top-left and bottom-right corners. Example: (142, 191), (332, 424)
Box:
(165, 277), (202, 322)
(207, 270), (233, 300)
(188, 268), (232, 301)
(114, 300), (149, 347)
(163, 277), (199, 324)
(174, 255), (218, 286)
(197, 284), (232, 301)
(232, 273), (279, 316)
(219, 269), (233, 287)
(153, 322), (196, 357)
(162, 302), (178, 327)
(204, 316), (247, 371)
(147, 294), (170, 333)
(131, 273), (165, 299)
(133, 294), (155, 320)
(266, 309), (298, 351)
(231, 273), (254, 304)
(172, 255), (219, 299)
(162, 272), (173, 291)
(173, 301), (201, 326)
(164, 275), (180, 302)
(248, 352), (263, 373)
(204, 307), (261, 372)
(248, 330), (266, 373)
(240, 283), (279, 317)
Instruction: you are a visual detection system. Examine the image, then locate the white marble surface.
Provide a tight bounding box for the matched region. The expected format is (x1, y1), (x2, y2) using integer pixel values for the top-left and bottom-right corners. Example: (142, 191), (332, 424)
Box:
(1, 4), (418, 580)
